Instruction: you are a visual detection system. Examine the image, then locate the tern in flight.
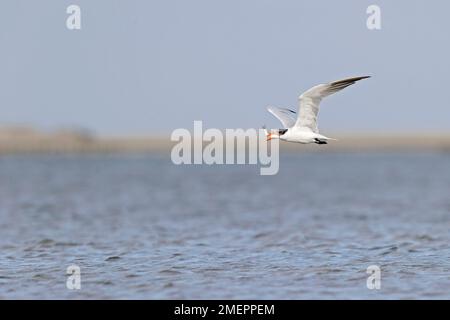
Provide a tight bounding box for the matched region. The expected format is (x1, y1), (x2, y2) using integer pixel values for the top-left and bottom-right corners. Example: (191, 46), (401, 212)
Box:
(264, 76), (370, 144)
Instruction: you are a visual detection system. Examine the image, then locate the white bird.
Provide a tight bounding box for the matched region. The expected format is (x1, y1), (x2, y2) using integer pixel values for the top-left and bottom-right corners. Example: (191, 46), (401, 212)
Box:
(264, 76), (370, 144)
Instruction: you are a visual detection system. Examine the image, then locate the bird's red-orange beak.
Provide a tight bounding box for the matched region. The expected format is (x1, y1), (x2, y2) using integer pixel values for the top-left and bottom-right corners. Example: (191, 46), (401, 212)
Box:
(266, 133), (272, 141)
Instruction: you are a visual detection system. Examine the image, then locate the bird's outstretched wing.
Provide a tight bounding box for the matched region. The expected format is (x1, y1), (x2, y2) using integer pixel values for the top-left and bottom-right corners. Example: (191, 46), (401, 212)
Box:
(294, 76), (370, 132)
(267, 106), (297, 128)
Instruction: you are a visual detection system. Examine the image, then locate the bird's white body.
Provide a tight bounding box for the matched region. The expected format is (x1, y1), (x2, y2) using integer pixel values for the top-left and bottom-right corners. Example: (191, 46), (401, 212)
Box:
(280, 128), (331, 144)
(265, 76), (370, 145)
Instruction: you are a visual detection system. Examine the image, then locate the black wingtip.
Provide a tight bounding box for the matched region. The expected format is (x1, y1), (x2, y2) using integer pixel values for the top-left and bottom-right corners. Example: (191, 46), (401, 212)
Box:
(331, 76), (371, 86)
(349, 75), (371, 82)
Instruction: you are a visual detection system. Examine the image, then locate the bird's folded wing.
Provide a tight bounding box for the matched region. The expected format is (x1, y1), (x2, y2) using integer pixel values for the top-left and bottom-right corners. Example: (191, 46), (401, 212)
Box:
(267, 106), (297, 128)
(294, 76), (370, 132)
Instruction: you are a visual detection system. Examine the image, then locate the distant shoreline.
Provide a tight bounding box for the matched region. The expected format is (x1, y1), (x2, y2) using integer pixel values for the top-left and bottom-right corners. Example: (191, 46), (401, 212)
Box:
(1, 126), (450, 154)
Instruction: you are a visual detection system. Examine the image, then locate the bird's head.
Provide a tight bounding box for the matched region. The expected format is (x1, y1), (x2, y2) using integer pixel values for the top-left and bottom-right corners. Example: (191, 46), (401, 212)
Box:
(266, 132), (280, 141)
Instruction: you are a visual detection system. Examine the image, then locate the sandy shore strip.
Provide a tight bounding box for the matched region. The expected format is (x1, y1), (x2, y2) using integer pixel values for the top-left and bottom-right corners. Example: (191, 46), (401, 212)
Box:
(1, 126), (450, 154)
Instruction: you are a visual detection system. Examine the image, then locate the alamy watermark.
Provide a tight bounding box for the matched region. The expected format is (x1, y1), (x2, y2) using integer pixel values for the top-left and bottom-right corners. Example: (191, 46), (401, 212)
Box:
(366, 265), (381, 290)
(366, 5), (381, 30)
(66, 265), (81, 290)
(65, 5), (381, 31)
(66, 5), (81, 30)
(171, 121), (280, 175)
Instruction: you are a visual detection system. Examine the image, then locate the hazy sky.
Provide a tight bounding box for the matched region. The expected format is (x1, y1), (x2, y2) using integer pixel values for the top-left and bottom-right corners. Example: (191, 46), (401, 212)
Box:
(0, 1), (449, 135)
